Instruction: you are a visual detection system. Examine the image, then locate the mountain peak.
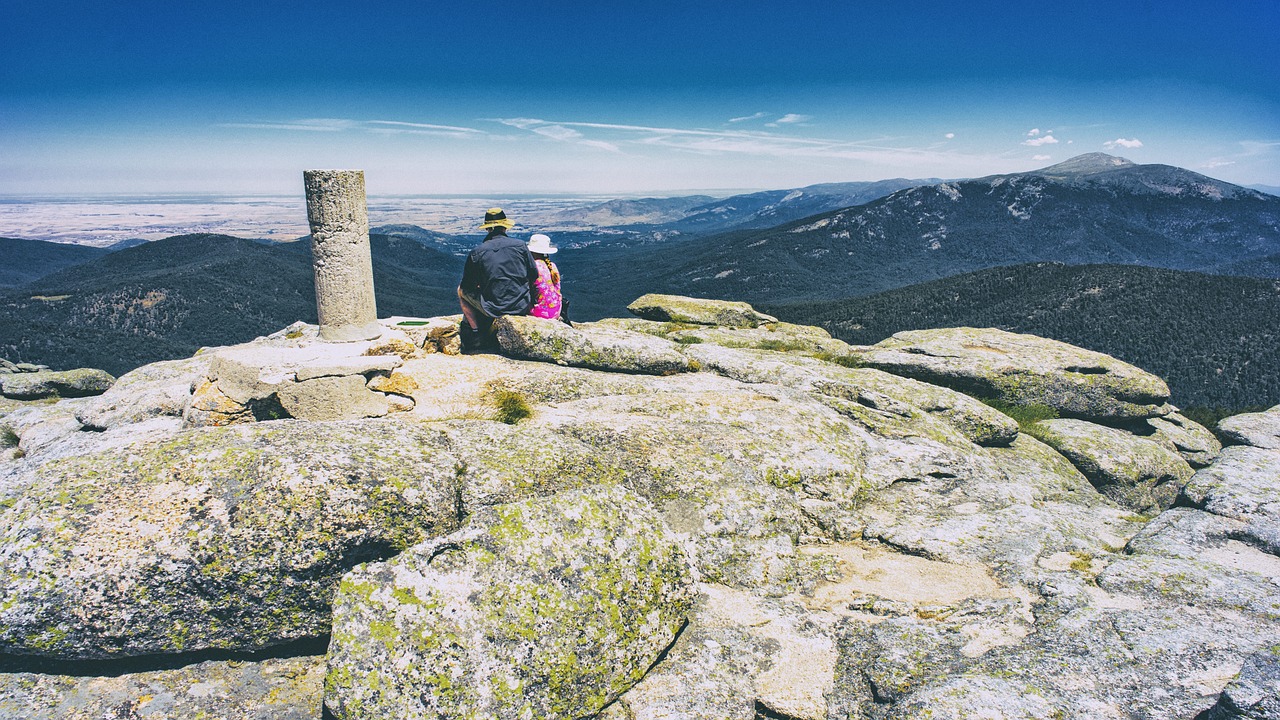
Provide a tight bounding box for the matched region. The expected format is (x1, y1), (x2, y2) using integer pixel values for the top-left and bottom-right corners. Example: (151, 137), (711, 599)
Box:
(1035, 152), (1136, 176)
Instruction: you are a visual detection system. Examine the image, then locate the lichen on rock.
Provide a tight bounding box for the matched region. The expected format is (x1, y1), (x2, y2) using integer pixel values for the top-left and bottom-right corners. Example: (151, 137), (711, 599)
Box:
(324, 484), (695, 720)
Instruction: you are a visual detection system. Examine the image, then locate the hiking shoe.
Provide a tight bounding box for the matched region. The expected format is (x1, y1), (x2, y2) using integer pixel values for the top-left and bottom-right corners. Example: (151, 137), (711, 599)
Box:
(459, 325), (481, 354)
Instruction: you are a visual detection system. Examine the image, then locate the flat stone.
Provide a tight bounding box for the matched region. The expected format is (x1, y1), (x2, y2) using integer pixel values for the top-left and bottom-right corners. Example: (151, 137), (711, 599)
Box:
(1037, 418), (1193, 513)
(293, 356), (400, 381)
(277, 375), (389, 421)
(627, 293), (778, 328)
(859, 327), (1172, 420)
(0, 369), (115, 400)
(1219, 405), (1280, 450)
(494, 315), (692, 375)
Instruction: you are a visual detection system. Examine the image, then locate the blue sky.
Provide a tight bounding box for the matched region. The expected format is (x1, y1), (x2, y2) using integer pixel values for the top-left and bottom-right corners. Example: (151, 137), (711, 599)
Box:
(2, 1), (1277, 194)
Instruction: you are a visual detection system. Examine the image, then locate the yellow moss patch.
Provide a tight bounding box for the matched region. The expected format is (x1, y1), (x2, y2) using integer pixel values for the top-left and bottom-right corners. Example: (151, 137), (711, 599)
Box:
(364, 339), (417, 360)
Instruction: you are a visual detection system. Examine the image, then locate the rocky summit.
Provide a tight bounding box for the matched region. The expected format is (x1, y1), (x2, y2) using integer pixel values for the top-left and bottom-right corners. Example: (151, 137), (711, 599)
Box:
(0, 295), (1276, 720)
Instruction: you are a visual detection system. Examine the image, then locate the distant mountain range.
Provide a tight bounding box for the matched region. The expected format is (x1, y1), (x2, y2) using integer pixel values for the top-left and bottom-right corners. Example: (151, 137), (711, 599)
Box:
(768, 262), (1280, 412)
(565, 153), (1280, 317)
(2, 154), (1278, 384)
(551, 179), (938, 233)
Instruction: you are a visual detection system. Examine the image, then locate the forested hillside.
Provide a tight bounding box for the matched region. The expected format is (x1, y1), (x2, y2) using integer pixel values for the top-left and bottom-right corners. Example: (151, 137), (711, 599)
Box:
(0, 234), (462, 376)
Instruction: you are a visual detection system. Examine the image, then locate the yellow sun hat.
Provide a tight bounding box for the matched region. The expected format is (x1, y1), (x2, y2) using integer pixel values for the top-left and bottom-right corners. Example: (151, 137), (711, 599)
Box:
(480, 207), (515, 229)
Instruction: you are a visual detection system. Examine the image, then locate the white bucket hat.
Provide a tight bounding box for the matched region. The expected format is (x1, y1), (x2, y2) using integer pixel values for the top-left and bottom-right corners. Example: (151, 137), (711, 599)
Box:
(527, 233), (558, 254)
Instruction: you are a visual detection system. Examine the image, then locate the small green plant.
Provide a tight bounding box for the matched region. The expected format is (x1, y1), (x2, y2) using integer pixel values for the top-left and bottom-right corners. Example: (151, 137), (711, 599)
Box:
(980, 398), (1059, 437)
(0, 425), (18, 449)
(284, 329), (304, 339)
(673, 336), (703, 345)
(1069, 550), (1094, 572)
(813, 352), (867, 368)
(492, 389), (533, 425)
(754, 339), (809, 352)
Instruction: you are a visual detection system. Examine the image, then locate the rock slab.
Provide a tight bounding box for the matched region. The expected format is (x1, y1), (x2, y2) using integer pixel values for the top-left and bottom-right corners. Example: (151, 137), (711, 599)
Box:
(859, 327), (1172, 420)
(626, 293), (777, 328)
(325, 484), (695, 720)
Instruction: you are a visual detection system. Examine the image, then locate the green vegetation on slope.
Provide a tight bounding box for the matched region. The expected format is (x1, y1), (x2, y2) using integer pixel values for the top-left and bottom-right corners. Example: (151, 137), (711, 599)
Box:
(768, 263), (1280, 411)
(0, 234), (464, 376)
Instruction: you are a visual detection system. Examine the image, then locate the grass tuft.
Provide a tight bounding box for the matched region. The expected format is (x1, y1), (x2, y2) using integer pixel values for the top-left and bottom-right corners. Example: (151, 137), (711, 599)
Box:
(980, 398), (1059, 437)
(813, 352), (867, 368)
(492, 389), (533, 425)
(0, 425), (18, 449)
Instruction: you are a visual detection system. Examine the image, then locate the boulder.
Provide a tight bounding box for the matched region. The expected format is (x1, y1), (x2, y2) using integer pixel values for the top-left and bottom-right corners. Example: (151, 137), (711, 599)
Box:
(858, 327), (1172, 420)
(1204, 647), (1280, 720)
(0, 369), (115, 400)
(184, 378), (255, 427)
(74, 356), (210, 431)
(493, 314), (692, 375)
(1035, 418), (1194, 513)
(626, 293), (777, 328)
(0, 420), (461, 659)
(1146, 412), (1223, 467)
(0, 656), (324, 720)
(1219, 405), (1280, 450)
(325, 485), (694, 720)
(683, 344), (1019, 446)
(1181, 445), (1280, 554)
(276, 375), (389, 421)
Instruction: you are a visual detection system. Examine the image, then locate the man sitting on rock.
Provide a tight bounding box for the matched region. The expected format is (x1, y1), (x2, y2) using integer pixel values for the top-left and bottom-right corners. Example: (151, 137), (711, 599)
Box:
(457, 207), (539, 351)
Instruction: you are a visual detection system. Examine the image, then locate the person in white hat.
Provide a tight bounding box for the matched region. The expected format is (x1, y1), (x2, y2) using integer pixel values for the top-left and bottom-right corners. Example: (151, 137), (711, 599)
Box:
(526, 233), (564, 321)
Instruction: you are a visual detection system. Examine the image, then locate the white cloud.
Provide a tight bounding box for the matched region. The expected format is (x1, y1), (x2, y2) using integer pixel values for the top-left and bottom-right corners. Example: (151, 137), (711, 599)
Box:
(1027, 128), (1041, 137)
(532, 125), (583, 141)
(1201, 159), (1236, 169)
(220, 118), (484, 138)
(367, 120), (485, 135)
(729, 112), (768, 123)
(1032, 154), (1051, 161)
(766, 113), (812, 127)
(775, 113), (811, 124)
(1023, 134), (1059, 147)
(945, 133), (955, 139)
(1103, 138), (1143, 149)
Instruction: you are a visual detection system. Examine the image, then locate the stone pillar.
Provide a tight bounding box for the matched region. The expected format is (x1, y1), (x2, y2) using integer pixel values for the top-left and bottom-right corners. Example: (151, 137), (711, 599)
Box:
(303, 170), (381, 342)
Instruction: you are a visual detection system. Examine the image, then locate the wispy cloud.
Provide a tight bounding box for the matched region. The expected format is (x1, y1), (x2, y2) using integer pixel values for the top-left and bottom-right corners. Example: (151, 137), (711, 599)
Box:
(1032, 154), (1052, 161)
(490, 116), (999, 171)
(728, 112), (768, 123)
(766, 113), (812, 127)
(1023, 134), (1059, 147)
(1103, 138), (1143, 149)
(367, 120), (485, 135)
(1027, 128), (1042, 137)
(1201, 159), (1236, 169)
(220, 118), (486, 137)
(221, 118), (356, 132)
(945, 133), (955, 139)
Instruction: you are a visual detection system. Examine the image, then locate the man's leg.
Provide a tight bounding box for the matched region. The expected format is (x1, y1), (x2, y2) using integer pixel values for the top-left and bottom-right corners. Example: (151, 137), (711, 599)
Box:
(458, 286), (483, 331)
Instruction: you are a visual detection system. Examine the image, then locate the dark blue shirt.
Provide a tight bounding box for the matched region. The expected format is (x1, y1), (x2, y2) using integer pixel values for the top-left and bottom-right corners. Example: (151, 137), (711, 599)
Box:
(460, 231), (539, 317)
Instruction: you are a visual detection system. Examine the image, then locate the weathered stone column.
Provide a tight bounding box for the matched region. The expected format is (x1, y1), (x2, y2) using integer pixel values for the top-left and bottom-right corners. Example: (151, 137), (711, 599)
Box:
(303, 170), (381, 342)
